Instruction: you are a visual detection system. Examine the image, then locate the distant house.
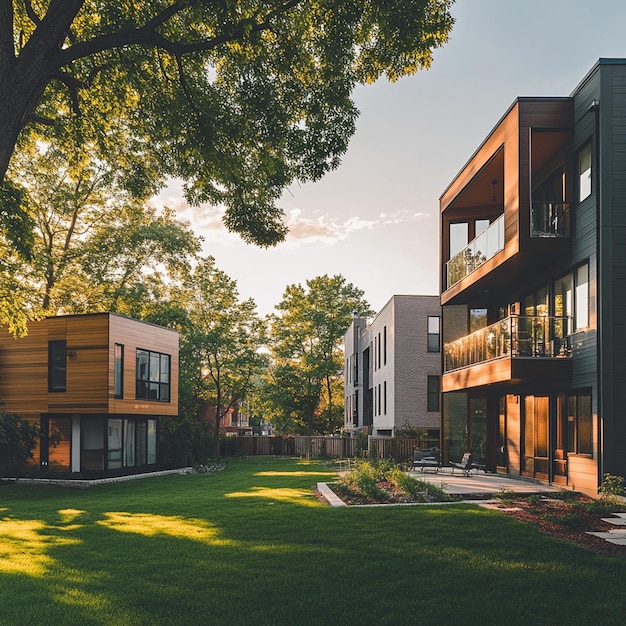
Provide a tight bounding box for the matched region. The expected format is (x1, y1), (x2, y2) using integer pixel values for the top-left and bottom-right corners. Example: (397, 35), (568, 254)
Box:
(439, 58), (626, 495)
(344, 295), (441, 440)
(197, 399), (253, 437)
(0, 313), (178, 477)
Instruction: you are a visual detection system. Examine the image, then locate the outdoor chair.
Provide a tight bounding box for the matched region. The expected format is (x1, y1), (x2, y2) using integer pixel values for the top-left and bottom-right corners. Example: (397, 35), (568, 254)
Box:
(411, 448), (441, 473)
(450, 452), (474, 476)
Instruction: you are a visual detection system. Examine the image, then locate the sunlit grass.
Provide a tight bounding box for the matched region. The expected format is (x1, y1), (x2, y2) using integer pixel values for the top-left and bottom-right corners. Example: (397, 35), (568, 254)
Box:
(225, 486), (319, 506)
(97, 512), (233, 545)
(0, 517), (79, 576)
(1, 457), (625, 625)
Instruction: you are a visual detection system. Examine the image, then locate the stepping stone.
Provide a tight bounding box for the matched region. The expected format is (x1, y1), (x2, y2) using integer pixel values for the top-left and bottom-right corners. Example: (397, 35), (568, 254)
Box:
(602, 517), (626, 526)
(587, 531), (626, 545)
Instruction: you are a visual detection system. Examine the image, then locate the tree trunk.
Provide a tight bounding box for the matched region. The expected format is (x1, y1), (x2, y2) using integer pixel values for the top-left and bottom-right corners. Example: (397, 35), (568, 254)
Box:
(0, 0), (84, 183)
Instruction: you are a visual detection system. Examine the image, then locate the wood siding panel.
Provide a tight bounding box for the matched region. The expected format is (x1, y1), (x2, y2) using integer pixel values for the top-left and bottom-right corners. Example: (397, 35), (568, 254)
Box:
(0, 313), (179, 418)
(109, 314), (179, 416)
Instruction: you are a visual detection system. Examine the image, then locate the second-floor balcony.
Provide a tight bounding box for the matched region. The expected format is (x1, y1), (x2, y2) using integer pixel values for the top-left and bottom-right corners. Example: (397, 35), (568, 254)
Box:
(446, 215), (505, 289)
(444, 315), (572, 373)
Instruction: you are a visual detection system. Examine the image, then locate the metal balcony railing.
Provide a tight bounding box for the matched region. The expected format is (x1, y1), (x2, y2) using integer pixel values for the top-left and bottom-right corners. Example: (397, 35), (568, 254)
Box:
(443, 315), (572, 373)
(446, 215), (504, 289)
(531, 202), (571, 237)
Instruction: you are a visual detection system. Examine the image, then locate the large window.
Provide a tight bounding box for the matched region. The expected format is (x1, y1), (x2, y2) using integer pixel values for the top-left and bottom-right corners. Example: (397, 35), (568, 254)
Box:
(579, 142), (592, 202)
(48, 340), (67, 392)
(427, 316), (440, 352)
(136, 349), (171, 401)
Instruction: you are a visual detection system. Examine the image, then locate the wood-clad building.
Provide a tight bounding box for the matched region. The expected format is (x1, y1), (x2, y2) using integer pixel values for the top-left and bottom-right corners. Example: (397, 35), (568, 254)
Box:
(439, 59), (626, 496)
(0, 312), (178, 477)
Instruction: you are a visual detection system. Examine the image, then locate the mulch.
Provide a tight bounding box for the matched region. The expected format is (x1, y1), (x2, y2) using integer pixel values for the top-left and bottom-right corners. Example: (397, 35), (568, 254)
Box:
(492, 496), (626, 559)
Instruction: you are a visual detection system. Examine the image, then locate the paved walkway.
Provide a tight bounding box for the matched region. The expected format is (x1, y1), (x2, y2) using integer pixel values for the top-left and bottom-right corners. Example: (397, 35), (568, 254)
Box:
(406, 468), (561, 498)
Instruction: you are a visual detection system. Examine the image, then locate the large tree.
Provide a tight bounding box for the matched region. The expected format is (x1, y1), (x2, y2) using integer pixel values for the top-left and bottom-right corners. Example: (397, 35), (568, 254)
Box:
(183, 256), (268, 454)
(265, 274), (373, 434)
(0, 0), (454, 248)
(3, 142), (201, 318)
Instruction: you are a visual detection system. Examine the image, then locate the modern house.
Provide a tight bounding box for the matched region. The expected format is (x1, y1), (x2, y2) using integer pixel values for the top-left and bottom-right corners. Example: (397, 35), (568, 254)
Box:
(439, 58), (626, 495)
(0, 312), (179, 477)
(344, 295), (441, 440)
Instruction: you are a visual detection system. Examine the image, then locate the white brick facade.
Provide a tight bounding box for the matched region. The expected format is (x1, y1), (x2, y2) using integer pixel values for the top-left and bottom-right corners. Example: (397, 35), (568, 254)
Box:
(344, 295), (441, 437)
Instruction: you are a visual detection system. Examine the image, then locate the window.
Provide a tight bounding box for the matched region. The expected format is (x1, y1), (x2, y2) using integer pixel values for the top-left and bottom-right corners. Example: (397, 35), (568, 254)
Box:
(377, 383), (381, 415)
(136, 349), (171, 401)
(575, 264), (589, 329)
(427, 316), (440, 352)
(383, 326), (387, 365)
(469, 308), (487, 332)
(554, 273), (573, 335)
(579, 142), (592, 202)
(449, 222), (468, 257)
(114, 344), (124, 398)
(568, 392), (593, 455)
(48, 340), (67, 392)
(427, 376), (440, 412)
(383, 381), (387, 414)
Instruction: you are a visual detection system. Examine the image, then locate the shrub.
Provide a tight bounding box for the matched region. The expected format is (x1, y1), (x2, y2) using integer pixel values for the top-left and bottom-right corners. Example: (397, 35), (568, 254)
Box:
(598, 473), (625, 499)
(0, 410), (39, 477)
(339, 459), (451, 503)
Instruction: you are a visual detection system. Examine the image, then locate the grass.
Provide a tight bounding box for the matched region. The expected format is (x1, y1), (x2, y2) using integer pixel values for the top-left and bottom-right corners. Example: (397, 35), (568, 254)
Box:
(1, 457), (626, 625)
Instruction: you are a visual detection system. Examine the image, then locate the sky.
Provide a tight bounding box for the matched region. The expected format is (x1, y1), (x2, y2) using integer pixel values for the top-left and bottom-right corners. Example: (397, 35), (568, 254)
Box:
(152, 0), (626, 318)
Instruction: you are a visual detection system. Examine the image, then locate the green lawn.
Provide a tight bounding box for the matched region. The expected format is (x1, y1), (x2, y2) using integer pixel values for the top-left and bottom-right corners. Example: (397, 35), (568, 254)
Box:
(1, 457), (625, 625)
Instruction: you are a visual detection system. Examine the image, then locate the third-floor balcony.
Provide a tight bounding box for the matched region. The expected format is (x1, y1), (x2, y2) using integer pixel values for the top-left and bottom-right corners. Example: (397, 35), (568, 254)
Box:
(444, 315), (572, 372)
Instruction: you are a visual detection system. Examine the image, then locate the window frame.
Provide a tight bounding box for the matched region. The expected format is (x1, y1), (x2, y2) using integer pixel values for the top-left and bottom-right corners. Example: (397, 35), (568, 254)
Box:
(427, 316), (440, 352)
(136, 348), (171, 402)
(578, 141), (592, 202)
(427, 376), (440, 412)
(48, 340), (67, 392)
(114, 343), (124, 398)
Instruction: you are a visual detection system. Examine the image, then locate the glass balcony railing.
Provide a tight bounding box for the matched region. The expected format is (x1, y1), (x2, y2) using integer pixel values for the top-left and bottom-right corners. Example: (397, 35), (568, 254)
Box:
(446, 215), (504, 289)
(443, 315), (572, 373)
(531, 202), (571, 237)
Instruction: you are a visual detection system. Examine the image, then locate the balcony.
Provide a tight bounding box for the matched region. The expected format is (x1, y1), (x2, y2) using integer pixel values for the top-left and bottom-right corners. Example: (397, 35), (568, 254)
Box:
(446, 215), (504, 289)
(531, 202), (570, 237)
(444, 315), (572, 373)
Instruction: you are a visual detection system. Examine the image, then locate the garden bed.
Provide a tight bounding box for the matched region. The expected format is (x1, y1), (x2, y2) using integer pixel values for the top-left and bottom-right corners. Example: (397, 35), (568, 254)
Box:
(323, 459), (626, 558)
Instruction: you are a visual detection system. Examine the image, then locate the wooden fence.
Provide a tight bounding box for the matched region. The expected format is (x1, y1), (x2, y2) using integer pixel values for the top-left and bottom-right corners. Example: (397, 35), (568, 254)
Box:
(228, 435), (438, 463)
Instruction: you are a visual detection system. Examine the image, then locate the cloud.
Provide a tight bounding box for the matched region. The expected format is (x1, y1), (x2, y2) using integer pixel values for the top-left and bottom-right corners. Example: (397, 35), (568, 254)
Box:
(151, 188), (428, 248)
(284, 208), (428, 245)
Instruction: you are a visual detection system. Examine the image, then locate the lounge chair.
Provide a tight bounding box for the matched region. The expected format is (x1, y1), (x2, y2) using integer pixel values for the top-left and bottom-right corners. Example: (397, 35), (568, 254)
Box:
(450, 452), (473, 476)
(411, 448), (441, 473)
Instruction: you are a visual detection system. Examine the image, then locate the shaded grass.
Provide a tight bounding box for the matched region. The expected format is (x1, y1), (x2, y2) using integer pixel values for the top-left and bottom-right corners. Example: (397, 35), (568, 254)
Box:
(1, 457), (626, 625)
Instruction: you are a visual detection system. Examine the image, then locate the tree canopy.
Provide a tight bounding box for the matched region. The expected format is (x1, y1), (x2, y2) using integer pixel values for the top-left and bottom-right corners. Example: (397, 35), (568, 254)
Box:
(263, 274), (373, 434)
(0, 0), (454, 247)
(1, 141), (201, 326)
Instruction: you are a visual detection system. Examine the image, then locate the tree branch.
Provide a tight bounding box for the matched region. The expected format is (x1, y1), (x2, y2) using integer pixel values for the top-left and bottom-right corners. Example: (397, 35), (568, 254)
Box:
(61, 0), (303, 63)
(23, 0), (42, 26)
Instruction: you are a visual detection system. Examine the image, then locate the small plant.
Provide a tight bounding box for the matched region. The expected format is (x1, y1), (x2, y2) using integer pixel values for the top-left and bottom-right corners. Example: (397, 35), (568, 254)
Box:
(598, 473), (625, 499)
(494, 488), (516, 506)
(554, 488), (581, 502)
(542, 510), (586, 527)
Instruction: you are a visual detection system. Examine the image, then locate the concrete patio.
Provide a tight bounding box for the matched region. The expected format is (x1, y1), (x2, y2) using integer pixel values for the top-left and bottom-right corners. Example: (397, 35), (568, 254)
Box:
(406, 468), (561, 499)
